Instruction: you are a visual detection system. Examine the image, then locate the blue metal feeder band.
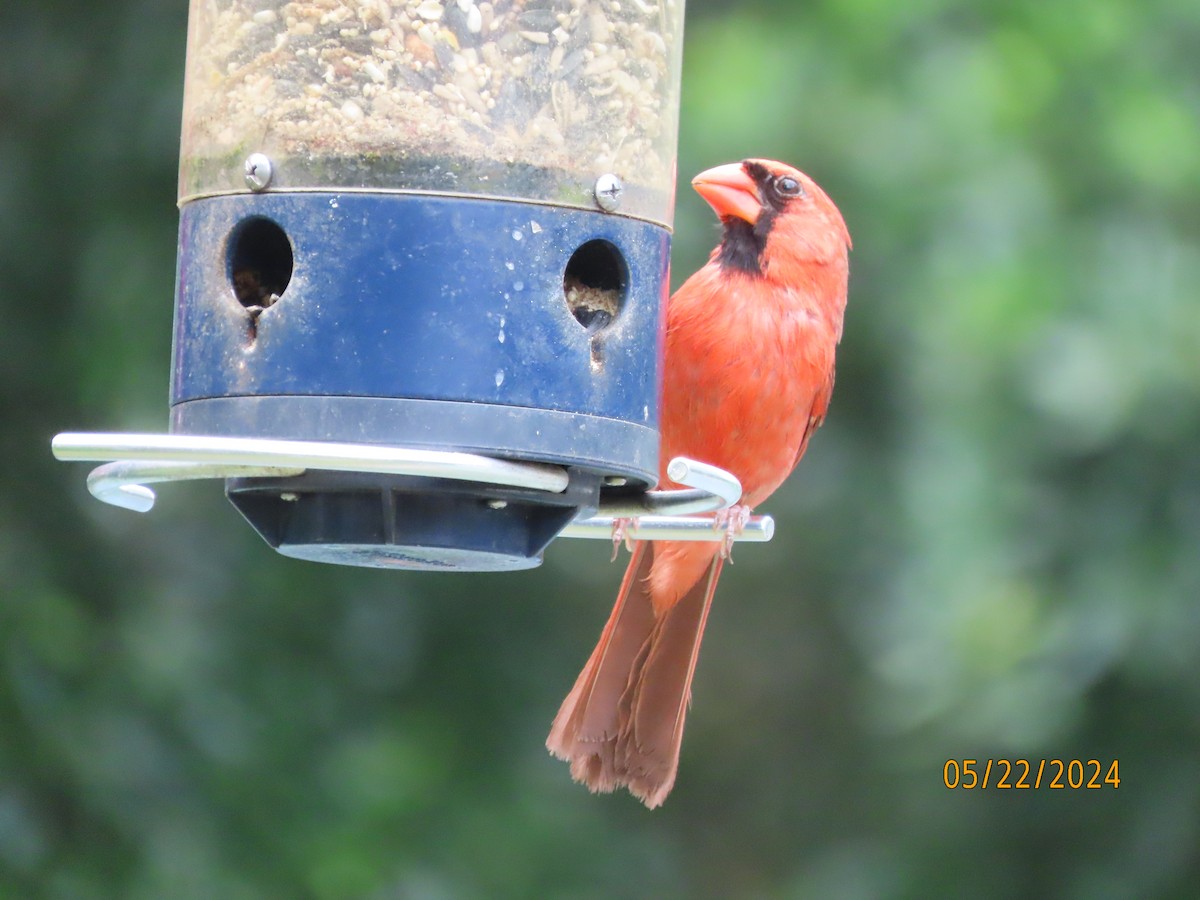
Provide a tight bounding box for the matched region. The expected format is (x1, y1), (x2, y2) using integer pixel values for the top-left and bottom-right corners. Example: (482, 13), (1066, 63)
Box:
(170, 192), (667, 485)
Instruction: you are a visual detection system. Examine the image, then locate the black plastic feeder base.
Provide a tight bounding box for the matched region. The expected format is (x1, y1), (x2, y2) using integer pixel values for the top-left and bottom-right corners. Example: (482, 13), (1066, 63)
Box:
(225, 469), (602, 571)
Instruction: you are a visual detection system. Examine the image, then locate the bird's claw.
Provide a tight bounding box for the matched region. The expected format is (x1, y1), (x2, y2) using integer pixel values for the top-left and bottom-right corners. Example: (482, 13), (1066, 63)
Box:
(610, 517), (638, 561)
(713, 505), (752, 561)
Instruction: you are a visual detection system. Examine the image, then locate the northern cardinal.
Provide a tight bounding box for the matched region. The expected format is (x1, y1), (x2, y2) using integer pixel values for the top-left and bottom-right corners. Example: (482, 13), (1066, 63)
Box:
(547, 159), (851, 807)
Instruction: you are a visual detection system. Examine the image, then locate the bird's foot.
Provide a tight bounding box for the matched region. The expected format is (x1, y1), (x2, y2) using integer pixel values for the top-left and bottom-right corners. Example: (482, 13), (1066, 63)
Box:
(713, 505), (752, 561)
(610, 517), (639, 561)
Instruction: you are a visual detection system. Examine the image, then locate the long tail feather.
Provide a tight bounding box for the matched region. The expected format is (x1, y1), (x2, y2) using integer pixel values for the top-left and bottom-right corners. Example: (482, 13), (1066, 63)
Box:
(547, 542), (724, 808)
(547, 543), (655, 792)
(617, 553), (722, 807)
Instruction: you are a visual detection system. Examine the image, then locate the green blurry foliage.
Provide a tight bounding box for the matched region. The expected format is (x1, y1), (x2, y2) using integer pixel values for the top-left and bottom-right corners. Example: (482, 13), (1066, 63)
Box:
(3, 0), (1200, 896)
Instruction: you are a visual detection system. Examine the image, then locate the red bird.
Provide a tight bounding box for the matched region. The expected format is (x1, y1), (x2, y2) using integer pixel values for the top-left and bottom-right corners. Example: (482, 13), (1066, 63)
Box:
(546, 159), (852, 807)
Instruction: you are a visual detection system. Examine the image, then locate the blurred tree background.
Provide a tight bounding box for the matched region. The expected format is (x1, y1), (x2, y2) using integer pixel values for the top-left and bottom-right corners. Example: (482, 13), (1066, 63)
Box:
(3, 0), (1200, 896)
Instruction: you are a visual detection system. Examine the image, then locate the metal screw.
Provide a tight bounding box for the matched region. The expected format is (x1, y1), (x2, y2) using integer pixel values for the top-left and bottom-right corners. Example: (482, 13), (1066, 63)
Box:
(244, 153), (274, 192)
(593, 173), (623, 212)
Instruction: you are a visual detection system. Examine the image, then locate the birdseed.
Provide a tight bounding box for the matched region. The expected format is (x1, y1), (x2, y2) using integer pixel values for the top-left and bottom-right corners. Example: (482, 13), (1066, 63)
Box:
(180, 0), (683, 223)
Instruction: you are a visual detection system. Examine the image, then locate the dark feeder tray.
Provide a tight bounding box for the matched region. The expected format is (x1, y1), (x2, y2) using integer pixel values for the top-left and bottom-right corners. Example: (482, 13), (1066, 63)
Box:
(170, 190), (668, 570)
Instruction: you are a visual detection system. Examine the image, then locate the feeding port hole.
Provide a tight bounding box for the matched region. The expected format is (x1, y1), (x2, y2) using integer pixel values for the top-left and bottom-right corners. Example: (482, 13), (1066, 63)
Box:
(228, 216), (293, 316)
(563, 239), (627, 334)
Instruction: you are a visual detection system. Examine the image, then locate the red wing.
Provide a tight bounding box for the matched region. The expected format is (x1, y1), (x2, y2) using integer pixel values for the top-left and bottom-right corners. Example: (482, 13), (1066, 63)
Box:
(791, 364), (836, 473)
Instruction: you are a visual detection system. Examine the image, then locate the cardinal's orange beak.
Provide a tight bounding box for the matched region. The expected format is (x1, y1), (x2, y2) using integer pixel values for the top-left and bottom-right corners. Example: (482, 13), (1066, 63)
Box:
(691, 163), (762, 225)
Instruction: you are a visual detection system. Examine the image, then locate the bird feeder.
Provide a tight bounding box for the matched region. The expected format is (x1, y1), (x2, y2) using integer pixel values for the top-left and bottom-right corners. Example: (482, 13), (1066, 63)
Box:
(53, 0), (773, 570)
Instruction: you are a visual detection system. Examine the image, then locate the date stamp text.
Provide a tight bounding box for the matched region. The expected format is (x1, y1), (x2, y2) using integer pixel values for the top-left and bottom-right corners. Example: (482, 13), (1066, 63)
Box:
(943, 759), (1120, 790)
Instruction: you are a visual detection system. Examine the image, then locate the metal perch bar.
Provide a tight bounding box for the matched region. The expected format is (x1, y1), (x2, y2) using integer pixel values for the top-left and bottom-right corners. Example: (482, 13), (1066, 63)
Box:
(569, 458), (772, 542)
(559, 514), (774, 543)
(52, 433), (772, 543)
(52, 432), (569, 501)
(85, 461), (307, 513)
(595, 457), (743, 517)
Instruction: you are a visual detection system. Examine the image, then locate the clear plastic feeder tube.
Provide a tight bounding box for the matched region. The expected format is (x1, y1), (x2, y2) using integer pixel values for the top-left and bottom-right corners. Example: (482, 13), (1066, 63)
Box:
(179, 0), (686, 226)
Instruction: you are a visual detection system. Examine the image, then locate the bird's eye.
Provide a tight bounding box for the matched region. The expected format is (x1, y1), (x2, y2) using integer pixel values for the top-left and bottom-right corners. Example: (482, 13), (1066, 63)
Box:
(774, 175), (803, 197)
